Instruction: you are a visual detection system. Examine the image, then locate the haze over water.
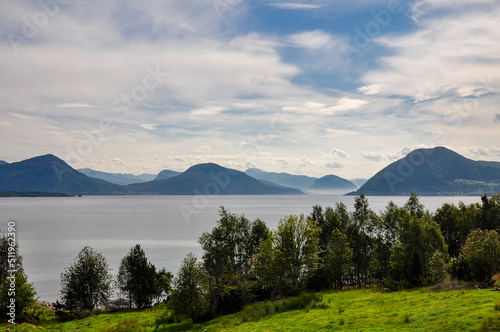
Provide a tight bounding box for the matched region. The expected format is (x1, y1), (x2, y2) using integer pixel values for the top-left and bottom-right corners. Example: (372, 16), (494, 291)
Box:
(0, 195), (482, 302)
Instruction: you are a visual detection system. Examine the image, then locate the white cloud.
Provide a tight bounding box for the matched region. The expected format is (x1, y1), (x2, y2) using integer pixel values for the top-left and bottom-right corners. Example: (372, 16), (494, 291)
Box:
(55, 103), (97, 108)
(360, 151), (384, 162)
(289, 30), (333, 50)
(326, 162), (343, 168)
(268, 3), (322, 10)
(331, 147), (348, 159)
(139, 124), (158, 130)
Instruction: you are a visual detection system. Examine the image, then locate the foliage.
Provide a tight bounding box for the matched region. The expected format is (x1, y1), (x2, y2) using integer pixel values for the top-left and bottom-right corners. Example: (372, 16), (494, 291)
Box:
(117, 244), (159, 309)
(60, 246), (113, 312)
(169, 253), (209, 322)
(455, 229), (500, 282)
(199, 207), (269, 316)
(324, 229), (353, 290)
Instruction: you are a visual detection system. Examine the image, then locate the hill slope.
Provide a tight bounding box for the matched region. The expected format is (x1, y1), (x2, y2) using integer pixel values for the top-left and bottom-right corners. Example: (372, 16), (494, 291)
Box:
(129, 163), (303, 195)
(0, 160), (7, 166)
(245, 168), (317, 190)
(154, 169), (182, 181)
(352, 147), (500, 195)
(312, 175), (357, 192)
(78, 168), (156, 185)
(0, 155), (130, 195)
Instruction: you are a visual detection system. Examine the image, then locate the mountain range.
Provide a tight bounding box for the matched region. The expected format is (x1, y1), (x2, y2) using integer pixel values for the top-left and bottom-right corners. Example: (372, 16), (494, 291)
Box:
(78, 168), (156, 185)
(244, 168), (357, 193)
(351, 147), (500, 195)
(2, 147), (499, 196)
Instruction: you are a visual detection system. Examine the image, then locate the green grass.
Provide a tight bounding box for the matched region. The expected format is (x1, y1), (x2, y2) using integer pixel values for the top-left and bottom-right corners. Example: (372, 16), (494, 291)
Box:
(2, 288), (500, 331)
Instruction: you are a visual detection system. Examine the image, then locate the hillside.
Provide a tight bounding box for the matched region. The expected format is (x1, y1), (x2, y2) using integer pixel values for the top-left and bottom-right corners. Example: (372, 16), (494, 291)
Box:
(312, 175), (357, 193)
(0, 160), (7, 166)
(352, 146), (500, 195)
(78, 168), (156, 185)
(129, 163), (303, 195)
(154, 169), (181, 181)
(0, 155), (131, 195)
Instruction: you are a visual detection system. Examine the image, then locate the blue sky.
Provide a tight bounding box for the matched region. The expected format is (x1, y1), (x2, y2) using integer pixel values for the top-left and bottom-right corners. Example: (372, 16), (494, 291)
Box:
(0, 0), (499, 179)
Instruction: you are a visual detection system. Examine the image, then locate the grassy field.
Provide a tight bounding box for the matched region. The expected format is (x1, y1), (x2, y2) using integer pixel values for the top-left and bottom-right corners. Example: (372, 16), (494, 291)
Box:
(2, 287), (500, 331)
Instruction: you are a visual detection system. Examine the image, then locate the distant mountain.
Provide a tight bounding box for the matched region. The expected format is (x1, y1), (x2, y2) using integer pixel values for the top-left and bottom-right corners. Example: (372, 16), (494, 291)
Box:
(0, 191), (73, 197)
(154, 169), (182, 181)
(245, 168), (355, 193)
(351, 147), (500, 196)
(350, 178), (368, 188)
(0, 160), (7, 166)
(245, 168), (317, 190)
(129, 163), (303, 195)
(78, 168), (156, 185)
(312, 175), (357, 193)
(0, 154), (130, 195)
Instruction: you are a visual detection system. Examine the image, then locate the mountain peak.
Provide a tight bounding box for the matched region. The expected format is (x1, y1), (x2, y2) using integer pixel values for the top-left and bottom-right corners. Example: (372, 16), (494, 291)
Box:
(351, 146), (500, 196)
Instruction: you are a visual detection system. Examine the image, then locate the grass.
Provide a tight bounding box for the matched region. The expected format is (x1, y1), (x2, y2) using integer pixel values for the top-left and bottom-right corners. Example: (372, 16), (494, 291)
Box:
(2, 288), (500, 331)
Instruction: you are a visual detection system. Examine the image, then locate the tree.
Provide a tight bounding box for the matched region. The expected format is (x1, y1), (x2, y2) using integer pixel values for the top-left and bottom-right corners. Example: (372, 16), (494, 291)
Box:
(60, 246), (113, 312)
(458, 229), (500, 282)
(199, 207), (268, 316)
(170, 253), (209, 322)
(0, 235), (37, 322)
(273, 214), (320, 295)
(117, 244), (158, 309)
(155, 268), (173, 304)
(325, 229), (353, 290)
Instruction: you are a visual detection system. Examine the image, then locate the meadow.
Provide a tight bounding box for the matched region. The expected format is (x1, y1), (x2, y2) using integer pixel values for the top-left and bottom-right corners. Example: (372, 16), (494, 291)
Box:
(2, 285), (500, 331)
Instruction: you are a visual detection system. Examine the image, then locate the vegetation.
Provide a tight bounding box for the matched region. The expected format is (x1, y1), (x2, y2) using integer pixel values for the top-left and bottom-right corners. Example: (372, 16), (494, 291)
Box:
(60, 246), (113, 313)
(2, 192), (500, 331)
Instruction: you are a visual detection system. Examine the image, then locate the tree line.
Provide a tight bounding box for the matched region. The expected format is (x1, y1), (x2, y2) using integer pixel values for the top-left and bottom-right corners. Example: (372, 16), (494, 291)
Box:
(1, 193), (499, 323)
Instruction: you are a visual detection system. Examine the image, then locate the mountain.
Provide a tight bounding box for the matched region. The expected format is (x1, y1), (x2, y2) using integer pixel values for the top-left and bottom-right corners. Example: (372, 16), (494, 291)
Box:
(78, 168), (156, 185)
(351, 147), (500, 196)
(0, 154), (131, 195)
(350, 178), (368, 188)
(129, 163), (303, 195)
(311, 175), (357, 193)
(154, 169), (182, 181)
(0, 160), (7, 166)
(245, 168), (317, 190)
(245, 168), (356, 193)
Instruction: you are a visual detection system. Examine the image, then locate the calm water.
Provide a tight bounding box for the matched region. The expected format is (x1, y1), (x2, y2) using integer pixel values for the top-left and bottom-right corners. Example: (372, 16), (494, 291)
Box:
(0, 195), (481, 301)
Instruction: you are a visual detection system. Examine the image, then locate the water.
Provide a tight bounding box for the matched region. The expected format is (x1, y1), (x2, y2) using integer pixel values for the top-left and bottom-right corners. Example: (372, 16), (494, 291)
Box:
(0, 195), (481, 302)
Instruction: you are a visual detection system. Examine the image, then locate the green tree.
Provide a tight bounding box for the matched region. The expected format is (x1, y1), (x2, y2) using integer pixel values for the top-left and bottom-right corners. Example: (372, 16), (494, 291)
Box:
(60, 246), (112, 312)
(479, 193), (500, 232)
(199, 207), (268, 316)
(273, 214), (320, 295)
(155, 268), (173, 304)
(0, 235), (37, 323)
(117, 244), (158, 309)
(170, 253), (209, 322)
(325, 229), (353, 290)
(459, 229), (500, 282)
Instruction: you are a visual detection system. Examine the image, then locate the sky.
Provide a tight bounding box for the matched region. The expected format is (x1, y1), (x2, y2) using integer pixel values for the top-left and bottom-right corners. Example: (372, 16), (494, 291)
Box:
(0, 0), (499, 179)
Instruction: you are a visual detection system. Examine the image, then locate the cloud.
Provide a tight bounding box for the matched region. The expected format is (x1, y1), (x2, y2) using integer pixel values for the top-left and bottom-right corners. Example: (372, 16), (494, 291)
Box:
(326, 162), (343, 168)
(467, 146), (500, 157)
(289, 30), (333, 50)
(139, 124), (158, 130)
(361, 2), (500, 102)
(331, 147), (348, 159)
(268, 3), (322, 10)
(55, 103), (97, 108)
(360, 151), (384, 162)
(494, 113), (500, 123)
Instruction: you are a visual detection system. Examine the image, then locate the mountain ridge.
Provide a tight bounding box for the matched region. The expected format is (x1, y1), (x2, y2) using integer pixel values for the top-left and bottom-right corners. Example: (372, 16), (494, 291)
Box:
(351, 146), (500, 196)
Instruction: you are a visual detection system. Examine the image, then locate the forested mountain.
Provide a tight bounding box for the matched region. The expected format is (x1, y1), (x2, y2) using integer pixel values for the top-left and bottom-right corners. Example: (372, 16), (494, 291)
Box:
(129, 163), (303, 195)
(351, 147), (500, 195)
(0, 154), (130, 195)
